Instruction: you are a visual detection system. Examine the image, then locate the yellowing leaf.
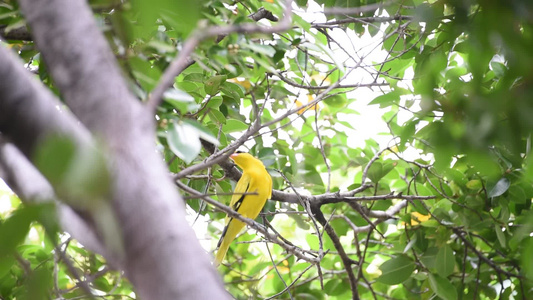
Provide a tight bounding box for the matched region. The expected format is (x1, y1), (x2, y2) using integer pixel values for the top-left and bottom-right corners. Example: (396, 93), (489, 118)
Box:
(310, 73), (331, 85)
(411, 212), (431, 226)
(228, 78), (252, 91)
(295, 96), (320, 115)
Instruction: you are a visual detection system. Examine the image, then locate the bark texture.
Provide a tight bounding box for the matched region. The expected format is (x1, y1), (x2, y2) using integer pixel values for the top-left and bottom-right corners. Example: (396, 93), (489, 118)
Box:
(0, 0), (228, 298)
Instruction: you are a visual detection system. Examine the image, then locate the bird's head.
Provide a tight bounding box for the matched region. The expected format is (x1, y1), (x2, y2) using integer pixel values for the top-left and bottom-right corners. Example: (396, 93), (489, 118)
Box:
(230, 151), (260, 170)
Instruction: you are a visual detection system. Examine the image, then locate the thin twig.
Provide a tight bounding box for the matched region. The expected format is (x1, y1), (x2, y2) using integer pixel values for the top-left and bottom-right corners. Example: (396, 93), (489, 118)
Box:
(263, 216), (294, 300)
(314, 108), (330, 192)
(175, 181), (320, 264)
(323, 2), (392, 15)
(55, 243), (95, 297)
(265, 264), (314, 300)
(312, 15), (414, 28)
(274, 73), (388, 90)
(275, 170), (325, 260)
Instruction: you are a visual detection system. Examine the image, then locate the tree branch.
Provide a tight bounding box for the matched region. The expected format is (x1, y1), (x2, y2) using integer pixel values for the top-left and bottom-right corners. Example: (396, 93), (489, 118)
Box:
(0, 25), (32, 41)
(312, 15), (414, 28)
(176, 181), (320, 264)
(274, 73), (389, 90)
(0, 45), (93, 157)
(0, 141), (113, 264)
(15, 0), (229, 298)
(324, 2), (392, 15)
(311, 204), (360, 300)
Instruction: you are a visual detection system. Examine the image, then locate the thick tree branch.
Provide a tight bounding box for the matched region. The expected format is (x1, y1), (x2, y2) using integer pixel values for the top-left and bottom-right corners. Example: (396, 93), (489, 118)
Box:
(0, 43), (120, 264)
(0, 45), (93, 157)
(0, 141), (112, 263)
(311, 204), (360, 300)
(16, 0), (228, 298)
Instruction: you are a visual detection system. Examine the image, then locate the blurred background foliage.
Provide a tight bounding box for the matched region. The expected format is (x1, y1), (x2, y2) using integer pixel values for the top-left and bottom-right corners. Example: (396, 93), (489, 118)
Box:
(1, 0), (533, 298)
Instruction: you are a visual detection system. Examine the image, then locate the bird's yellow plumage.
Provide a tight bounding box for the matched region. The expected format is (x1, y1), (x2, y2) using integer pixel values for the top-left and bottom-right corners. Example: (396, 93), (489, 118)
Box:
(214, 152), (272, 266)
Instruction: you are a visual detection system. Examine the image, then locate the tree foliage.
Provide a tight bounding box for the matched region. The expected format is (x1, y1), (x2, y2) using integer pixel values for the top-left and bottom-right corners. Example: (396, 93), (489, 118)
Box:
(1, 0), (533, 299)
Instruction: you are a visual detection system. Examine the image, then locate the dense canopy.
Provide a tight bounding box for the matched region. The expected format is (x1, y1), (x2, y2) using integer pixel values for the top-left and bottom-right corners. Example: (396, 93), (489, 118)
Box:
(0, 0), (532, 299)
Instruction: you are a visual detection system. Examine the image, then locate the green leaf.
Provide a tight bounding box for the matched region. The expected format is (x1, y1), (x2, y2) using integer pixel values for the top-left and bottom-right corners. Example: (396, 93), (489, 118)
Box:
(376, 254), (415, 285)
(204, 75), (227, 96)
(0, 206), (39, 256)
(0, 254), (14, 279)
(367, 161), (395, 183)
(324, 279), (347, 296)
(301, 41), (345, 73)
(488, 178), (510, 198)
(35, 136), (110, 206)
(428, 273), (458, 300)
(205, 96), (223, 109)
(183, 120), (220, 146)
(222, 119), (249, 133)
(522, 238), (533, 281)
(160, 0), (200, 38)
(129, 57), (161, 90)
(369, 90), (401, 107)
(221, 82), (245, 99)
(305, 234), (319, 249)
(163, 89), (200, 113)
(34, 136), (76, 186)
(323, 94), (347, 108)
(208, 109), (227, 124)
(147, 40), (176, 53)
(490, 61), (506, 78)
(495, 225), (506, 247)
(289, 213), (310, 230)
(241, 42), (276, 57)
(435, 245), (455, 277)
(466, 179), (482, 190)
(420, 247), (438, 269)
(367, 161), (383, 183)
(167, 120), (201, 164)
(218, 82), (245, 102)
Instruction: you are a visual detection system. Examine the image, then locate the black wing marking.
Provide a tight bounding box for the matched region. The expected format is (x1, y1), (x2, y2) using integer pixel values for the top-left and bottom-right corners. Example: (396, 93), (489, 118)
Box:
(216, 182), (250, 249)
(232, 182), (249, 212)
(217, 219), (232, 248)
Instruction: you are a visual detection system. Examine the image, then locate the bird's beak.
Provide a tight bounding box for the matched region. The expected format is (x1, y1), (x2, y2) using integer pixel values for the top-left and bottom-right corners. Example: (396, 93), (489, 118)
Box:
(230, 153), (238, 160)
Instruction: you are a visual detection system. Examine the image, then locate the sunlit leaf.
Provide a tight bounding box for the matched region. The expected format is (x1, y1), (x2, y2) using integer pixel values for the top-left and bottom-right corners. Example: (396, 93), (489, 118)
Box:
(167, 121), (201, 164)
(488, 178), (510, 198)
(222, 119), (249, 133)
(163, 89), (199, 113)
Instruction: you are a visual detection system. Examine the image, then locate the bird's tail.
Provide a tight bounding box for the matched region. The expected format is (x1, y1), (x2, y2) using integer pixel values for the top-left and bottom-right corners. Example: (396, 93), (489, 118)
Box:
(214, 219), (245, 267)
(214, 239), (230, 267)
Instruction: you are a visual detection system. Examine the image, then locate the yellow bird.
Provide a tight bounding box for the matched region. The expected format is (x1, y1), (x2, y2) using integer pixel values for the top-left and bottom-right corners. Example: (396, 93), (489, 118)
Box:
(214, 152), (272, 266)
